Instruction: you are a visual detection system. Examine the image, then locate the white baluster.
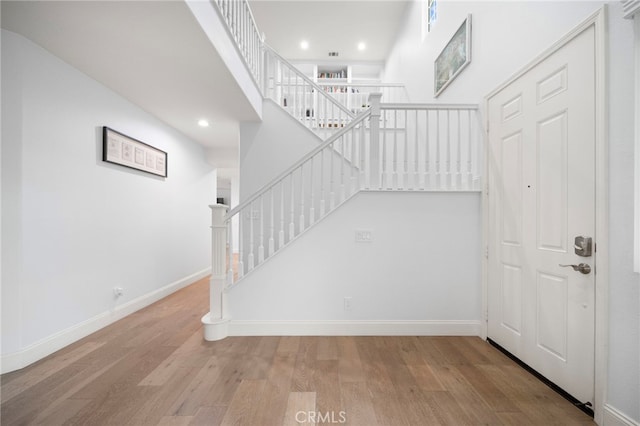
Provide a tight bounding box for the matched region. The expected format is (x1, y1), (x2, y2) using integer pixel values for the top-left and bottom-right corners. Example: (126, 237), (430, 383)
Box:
(368, 93), (382, 189)
(245, 12), (250, 58)
(269, 188), (275, 257)
(289, 173), (295, 240)
(330, 101), (335, 131)
(393, 109), (399, 190)
(435, 110), (441, 189)
(320, 148), (326, 216)
(330, 142), (336, 210)
(239, 2), (244, 53)
(258, 195), (265, 264)
(240, 1), (245, 46)
(309, 157), (316, 225)
(299, 164), (305, 233)
(293, 73), (298, 121)
(401, 109), (408, 190)
(456, 110), (462, 189)
(279, 181), (285, 248)
(227, 216), (234, 285)
(303, 82), (308, 127)
(233, 0), (237, 30)
(248, 202), (255, 271)
(340, 137), (346, 202)
(238, 209), (244, 278)
(350, 127), (357, 195)
(424, 109), (431, 189)
(359, 122), (366, 189)
(414, 109), (420, 190)
(445, 110), (451, 189)
(331, 99), (335, 133)
(467, 109), (473, 189)
(312, 88), (317, 130)
(382, 109), (388, 189)
(286, 66), (291, 110)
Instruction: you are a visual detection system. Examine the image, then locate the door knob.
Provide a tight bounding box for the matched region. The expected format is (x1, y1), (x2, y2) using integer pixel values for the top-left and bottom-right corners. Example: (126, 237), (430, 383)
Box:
(559, 263), (591, 274)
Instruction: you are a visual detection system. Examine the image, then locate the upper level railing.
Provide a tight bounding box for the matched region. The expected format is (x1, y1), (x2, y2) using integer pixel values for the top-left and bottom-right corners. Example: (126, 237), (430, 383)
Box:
(263, 45), (357, 139)
(316, 82), (409, 112)
(214, 0), (264, 90)
(211, 0), (407, 140)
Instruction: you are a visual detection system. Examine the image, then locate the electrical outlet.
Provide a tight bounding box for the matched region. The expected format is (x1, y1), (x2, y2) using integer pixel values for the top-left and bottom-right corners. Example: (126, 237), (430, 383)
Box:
(355, 229), (373, 243)
(113, 287), (124, 297)
(344, 297), (352, 311)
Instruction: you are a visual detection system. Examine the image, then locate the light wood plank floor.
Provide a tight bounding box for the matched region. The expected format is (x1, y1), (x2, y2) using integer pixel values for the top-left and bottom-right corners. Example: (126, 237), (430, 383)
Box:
(1, 277), (594, 425)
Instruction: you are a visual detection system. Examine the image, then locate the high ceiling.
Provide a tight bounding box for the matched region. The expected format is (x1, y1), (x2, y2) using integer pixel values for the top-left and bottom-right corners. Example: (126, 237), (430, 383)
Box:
(249, 0), (410, 63)
(2, 0), (409, 160)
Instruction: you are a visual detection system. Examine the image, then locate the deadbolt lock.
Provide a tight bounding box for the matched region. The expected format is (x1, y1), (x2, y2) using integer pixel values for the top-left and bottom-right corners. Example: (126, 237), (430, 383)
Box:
(574, 236), (593, 257)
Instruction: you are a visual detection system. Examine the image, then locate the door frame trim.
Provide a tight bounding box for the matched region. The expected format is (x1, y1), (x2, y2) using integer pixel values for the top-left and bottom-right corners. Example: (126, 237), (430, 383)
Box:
(481, 7), (608, 424)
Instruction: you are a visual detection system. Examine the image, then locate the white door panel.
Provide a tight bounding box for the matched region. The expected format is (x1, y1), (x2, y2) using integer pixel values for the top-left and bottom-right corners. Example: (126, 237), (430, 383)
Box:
(488, 26), (596, 405)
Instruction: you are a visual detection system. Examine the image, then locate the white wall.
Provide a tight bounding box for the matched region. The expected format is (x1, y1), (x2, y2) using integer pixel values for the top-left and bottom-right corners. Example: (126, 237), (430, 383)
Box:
(384, 1), (606, 104)
(1, 30), (217, 372)
(384, 1), (639, 422)
(239, 99), (322, 201)
(228, 192), (481, 326)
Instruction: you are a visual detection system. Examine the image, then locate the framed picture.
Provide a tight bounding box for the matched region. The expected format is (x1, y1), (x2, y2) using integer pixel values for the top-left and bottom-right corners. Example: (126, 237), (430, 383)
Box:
(434, 14), (472, 97)
(103, 126), (167, 177)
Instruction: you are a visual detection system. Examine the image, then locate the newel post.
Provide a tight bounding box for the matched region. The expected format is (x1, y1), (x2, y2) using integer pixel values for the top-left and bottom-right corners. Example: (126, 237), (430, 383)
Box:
(368, 93), (383, 189)
(201, 204), (230, 341)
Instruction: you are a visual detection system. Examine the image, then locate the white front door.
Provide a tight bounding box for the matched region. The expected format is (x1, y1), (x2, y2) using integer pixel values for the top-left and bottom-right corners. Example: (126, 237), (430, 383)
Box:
(487, 24), (596, 405)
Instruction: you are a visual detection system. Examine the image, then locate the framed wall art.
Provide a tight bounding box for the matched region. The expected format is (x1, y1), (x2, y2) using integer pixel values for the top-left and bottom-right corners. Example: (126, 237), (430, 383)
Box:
(103, 126), (167, 177)
(434, 14), (472, 97)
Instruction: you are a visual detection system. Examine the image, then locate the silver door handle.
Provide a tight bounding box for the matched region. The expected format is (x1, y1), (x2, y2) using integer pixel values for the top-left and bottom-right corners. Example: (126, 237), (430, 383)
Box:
(559, 263), (591, 274)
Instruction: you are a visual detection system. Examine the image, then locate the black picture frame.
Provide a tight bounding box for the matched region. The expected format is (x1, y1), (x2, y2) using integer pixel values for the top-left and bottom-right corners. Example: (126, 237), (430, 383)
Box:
(102, 126), (168, 178)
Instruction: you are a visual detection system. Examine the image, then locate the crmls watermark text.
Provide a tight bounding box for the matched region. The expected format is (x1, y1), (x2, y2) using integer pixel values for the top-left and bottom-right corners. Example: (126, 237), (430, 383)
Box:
(295, 411), (347, 424)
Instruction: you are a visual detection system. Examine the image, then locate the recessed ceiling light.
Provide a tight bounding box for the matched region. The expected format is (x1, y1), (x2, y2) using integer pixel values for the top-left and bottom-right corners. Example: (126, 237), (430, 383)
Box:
(198, 119), (209, 128)
(300, 40), (309, 50)
(357, 42), (366, 51)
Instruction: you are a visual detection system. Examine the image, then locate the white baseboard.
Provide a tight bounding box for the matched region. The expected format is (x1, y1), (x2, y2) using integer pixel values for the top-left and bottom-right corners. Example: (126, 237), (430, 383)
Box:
(603, 404), (640, 426)
(228, 319), (481, 336)
(0, 268), (211, 374)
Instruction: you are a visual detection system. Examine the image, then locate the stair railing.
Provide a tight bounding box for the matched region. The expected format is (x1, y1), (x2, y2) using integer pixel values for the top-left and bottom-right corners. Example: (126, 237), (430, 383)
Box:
(214, 0), (264, 90)
(224, 105), (373, 286)
(262, 44), (357, 139)
(204, 95), (483, 338)
(210, 95), (482, 284)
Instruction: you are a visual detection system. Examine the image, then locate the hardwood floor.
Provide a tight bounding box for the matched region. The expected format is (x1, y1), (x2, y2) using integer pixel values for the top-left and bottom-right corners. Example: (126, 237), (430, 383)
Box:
(1, 277), (594, 425)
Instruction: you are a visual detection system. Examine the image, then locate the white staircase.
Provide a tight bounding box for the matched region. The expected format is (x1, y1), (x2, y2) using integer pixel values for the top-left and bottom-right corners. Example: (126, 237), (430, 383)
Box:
(202, 0), (484, 340)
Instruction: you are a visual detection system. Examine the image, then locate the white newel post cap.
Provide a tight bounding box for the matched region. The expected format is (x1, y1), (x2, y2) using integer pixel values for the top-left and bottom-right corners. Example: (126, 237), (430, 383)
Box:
(368, 92), (383, 115)
(210, 204), (229, 224)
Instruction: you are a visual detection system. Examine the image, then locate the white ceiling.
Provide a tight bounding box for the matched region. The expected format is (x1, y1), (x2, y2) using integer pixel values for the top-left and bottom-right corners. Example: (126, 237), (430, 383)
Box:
(249, 0), (410, 63)
(1, 0), (408, 158)
(1, 0), (260, 150)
